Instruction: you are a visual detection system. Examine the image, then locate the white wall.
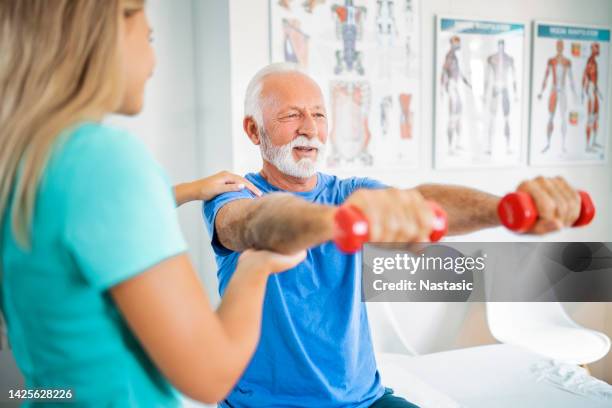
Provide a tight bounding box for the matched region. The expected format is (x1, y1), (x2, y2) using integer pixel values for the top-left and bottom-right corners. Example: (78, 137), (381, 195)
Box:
(190, 0), (234, 304)
(225, 0), (612, 357)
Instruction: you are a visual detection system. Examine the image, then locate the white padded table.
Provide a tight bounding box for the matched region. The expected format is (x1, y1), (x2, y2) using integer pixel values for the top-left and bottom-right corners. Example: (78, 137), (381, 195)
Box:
(376, 344), (610, 408)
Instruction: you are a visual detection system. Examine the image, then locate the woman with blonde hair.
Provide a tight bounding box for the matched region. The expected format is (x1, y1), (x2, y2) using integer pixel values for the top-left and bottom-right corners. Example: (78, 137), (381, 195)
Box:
(0, 1), (305, 405)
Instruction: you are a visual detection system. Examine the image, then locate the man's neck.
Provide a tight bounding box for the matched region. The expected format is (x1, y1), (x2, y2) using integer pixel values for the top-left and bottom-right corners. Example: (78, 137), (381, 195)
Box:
(260, 161), (318, 192)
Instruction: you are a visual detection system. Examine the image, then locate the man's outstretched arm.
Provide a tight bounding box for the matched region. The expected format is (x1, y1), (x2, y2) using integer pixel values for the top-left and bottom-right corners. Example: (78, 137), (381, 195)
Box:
(214, 176), (581, 254)
(416, 184), (500, 235)
(417, 176), (582, 236)
(215, 194), (336, 254)
(214, 188), (436, 254)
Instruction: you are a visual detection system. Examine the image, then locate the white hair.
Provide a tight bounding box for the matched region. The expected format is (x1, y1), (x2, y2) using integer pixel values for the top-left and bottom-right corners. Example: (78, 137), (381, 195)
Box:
(243, 62), (310, 126)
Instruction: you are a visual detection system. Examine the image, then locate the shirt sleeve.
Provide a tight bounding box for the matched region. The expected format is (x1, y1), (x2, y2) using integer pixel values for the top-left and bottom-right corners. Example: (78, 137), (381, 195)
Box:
(202, 189), (256, 257)
(353, 177), (389, 191)
(62, 126), (187, 290)
(337, 177), (389, 204)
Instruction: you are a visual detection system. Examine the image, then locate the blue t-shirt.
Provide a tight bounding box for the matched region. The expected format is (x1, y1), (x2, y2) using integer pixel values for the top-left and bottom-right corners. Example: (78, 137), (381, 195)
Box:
(203, 172), (387, 408)
(2, 122), (186, 407)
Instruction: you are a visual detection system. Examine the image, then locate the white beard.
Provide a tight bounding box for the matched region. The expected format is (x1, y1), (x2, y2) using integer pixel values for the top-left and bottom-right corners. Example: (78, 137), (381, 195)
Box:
(259, 128), (326, 178)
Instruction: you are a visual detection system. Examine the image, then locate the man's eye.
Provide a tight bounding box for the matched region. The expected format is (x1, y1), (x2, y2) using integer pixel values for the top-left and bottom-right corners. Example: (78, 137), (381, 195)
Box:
(285, 113), (299, 118)
(315, 113), (326, 118)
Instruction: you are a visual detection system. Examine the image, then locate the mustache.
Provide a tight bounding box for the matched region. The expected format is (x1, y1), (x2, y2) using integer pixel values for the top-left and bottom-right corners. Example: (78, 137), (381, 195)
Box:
(288, 135), (325, 149)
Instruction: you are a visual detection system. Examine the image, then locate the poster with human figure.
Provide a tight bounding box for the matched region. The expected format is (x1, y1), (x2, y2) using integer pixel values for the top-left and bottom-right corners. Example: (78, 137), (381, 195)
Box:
(434, 17), (525, 169)
(270, 0), (422, 172)
(530, 22), (610, 165)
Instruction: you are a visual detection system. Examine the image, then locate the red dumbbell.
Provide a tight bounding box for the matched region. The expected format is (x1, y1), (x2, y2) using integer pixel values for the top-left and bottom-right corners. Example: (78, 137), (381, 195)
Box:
(333, 201), (448, 253)
(497, 190), (595, 233)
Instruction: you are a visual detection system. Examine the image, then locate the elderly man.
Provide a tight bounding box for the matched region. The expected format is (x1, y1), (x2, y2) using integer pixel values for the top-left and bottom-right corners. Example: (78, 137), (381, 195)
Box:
(202, 63), (581, 407)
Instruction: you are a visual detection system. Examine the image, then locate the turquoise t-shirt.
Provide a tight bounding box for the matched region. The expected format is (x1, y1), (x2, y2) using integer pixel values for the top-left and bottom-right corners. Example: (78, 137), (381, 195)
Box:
(1, 122), (187, 407)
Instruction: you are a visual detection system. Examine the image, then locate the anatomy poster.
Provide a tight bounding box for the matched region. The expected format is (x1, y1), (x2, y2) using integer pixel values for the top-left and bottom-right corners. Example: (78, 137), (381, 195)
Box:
(434, 17), (526, 169)
(270, 0), (421, 171)
(529, 22), (610, 165)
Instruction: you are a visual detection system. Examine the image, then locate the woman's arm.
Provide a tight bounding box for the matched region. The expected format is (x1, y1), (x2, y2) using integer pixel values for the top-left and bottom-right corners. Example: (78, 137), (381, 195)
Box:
(110, 250), (304, 404)
(174, 171), (262, 207)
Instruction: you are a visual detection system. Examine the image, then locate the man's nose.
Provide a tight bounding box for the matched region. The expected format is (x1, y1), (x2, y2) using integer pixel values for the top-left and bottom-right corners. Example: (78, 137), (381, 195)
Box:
(298, 112), (318, 138)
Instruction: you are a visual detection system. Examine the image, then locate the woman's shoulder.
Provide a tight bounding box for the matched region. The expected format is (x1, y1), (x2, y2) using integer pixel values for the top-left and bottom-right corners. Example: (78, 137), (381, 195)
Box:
(46, 121), (161, 192)
(61, 121), (148, 158)
(51, 121), (157, 171)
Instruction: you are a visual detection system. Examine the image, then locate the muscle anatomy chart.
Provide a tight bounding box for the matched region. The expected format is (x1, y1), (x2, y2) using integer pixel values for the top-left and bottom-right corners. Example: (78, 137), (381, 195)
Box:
(530, 22), (610, 165)
(435, 17), (525, 169)
(270, 0), (422, 171)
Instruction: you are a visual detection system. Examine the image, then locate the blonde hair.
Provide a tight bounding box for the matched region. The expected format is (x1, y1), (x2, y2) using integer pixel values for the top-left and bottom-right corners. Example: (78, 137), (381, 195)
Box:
(0, 0), (144, 249)
(0, 0), (144, 348)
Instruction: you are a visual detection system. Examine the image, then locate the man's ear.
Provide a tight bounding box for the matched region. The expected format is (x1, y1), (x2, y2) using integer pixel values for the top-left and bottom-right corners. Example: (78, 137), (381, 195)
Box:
(243, 117), (261, 145)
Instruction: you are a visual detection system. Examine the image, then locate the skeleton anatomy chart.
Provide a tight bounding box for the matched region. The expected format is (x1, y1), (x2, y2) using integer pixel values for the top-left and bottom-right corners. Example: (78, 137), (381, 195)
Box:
(435, 17), (525, 169)
(530, 22), (610, 165)
(271, 0), (422, 171)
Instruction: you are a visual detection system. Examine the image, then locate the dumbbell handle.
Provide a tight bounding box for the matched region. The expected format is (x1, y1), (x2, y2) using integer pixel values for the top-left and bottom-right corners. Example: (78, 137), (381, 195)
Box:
(333, 201), (448, 254)
(498, 190), (595, 233)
